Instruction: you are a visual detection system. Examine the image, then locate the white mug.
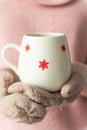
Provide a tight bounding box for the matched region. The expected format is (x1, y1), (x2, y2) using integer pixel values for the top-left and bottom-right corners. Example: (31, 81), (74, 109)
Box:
(2, 32), (71, 92)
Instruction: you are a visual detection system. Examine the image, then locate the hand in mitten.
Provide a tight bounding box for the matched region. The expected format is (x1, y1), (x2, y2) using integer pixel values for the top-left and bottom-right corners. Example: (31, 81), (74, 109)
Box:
(0, 68), (46, 124)
(0, 61), (87, 124)
(8, 62), (87, 107)
(0, 68), (19, 97)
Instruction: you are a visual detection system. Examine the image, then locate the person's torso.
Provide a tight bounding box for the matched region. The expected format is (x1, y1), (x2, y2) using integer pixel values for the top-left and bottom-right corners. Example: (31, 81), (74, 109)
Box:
(0, 0), (87, 67)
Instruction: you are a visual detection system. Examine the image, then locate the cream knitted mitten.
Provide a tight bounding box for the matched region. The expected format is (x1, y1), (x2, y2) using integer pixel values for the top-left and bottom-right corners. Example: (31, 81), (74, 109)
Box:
(0, 62), (87, 124)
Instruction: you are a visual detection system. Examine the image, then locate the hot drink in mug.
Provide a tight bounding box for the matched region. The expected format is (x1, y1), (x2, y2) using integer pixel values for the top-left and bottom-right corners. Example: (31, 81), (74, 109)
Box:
(2, 32), (71, 92)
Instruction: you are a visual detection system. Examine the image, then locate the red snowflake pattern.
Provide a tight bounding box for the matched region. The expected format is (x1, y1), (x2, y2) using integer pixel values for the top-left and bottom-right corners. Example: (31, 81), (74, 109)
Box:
(25, 44), (30, 51)
(39, 59), (49, 70)
(61, 44), (66, 52)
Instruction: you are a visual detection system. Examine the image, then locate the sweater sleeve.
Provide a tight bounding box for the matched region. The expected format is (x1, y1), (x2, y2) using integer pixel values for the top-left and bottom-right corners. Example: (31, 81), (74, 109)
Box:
(80, 60), (87, 97)
(69, 6), (87, 97)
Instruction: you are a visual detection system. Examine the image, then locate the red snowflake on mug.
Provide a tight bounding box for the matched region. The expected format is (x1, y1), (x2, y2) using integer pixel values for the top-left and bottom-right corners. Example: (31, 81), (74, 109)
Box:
(25, 44), (30, 51)
(39, 59), (49, 70)
(61, 44), (66, 52)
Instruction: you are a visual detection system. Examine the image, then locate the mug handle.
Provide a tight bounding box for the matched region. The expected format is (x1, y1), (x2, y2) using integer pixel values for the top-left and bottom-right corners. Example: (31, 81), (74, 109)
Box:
(2, 43), (20, 75)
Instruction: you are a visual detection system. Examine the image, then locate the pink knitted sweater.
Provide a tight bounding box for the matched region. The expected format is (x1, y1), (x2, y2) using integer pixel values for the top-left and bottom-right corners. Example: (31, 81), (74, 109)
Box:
(0, 0), (87, 130)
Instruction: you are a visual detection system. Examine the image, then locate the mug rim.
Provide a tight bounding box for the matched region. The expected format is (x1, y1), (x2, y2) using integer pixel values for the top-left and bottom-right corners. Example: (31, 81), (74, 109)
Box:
(24, 32), (65, 38)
